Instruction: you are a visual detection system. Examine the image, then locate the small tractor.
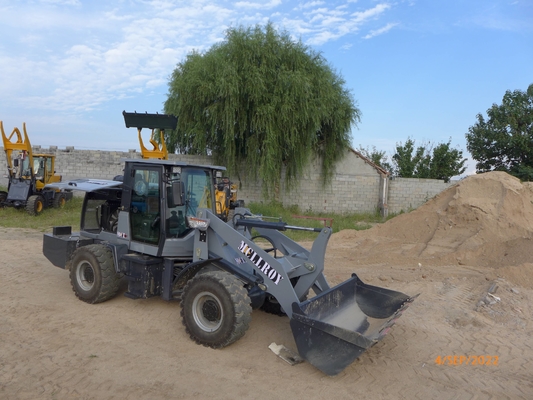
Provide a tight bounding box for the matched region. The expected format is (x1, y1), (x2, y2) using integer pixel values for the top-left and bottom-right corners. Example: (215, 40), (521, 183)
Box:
(41, 112), (417, 376)
(0, 121), (72, 215)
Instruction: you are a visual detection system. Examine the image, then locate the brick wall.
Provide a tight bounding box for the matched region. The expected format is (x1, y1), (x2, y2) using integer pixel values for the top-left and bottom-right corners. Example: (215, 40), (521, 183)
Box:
(388, 177), (456, 213)
(233, 152), (385, 213)
(1, 146), (453, 214)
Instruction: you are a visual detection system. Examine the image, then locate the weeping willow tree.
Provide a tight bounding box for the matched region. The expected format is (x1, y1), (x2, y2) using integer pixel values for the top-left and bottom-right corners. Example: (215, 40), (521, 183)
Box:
(164, 22), (360, 193)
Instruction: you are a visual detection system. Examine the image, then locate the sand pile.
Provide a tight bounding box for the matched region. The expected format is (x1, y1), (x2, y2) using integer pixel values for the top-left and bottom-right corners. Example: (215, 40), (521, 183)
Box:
(332, 171), (533, 269)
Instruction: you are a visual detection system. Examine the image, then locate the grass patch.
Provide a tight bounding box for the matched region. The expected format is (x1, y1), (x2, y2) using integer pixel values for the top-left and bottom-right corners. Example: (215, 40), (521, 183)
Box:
(0, 194), (83, 232)
(247, 201), (389, 241)
(0, 186), (389, 239)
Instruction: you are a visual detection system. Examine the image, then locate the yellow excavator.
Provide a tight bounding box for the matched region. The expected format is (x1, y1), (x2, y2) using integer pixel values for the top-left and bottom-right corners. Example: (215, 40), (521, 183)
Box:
(0, 121), (72, 215)
(123, 111), (244, 222)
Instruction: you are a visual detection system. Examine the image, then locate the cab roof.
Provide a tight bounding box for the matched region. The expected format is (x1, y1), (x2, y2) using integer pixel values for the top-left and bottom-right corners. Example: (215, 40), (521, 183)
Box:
(121, 158), (226, 171)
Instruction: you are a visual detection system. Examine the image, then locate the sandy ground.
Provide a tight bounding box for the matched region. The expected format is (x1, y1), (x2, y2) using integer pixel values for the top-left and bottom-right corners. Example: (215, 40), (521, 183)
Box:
(1, 171), (533, 399)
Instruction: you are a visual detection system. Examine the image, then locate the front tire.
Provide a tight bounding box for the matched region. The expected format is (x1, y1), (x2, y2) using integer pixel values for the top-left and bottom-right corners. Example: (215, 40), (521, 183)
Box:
(69, 244), (122, 304)
(180, 270), (252, 348)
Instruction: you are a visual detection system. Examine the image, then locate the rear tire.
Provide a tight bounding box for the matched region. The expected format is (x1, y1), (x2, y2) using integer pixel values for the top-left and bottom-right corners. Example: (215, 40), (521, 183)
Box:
(69, 244), (122, 304)
(180, 270), (252, 348)
(0, 191), (7, 207)
(26, 195), (45, 216)
(53, 192), (67, 208)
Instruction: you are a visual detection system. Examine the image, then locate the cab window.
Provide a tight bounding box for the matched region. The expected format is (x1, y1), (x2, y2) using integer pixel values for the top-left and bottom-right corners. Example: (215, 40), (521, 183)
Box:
(130, 169), (161, 244)
(166, 168), (212, 238)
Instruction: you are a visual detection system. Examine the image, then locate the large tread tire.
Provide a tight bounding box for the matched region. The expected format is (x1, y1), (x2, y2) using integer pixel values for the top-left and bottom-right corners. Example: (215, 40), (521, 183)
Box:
(69, 244), (122, 304)
(180, 270), (252, 349)
(53, 192), (67, 208)
(0, 191), (7, 207)
(25, 195), (45, 216)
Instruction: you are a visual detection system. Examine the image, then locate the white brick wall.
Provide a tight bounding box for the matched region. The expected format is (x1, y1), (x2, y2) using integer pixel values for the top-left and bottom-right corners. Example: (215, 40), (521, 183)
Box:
(388, 177), (456, 213)
(1, 146), (453, 214)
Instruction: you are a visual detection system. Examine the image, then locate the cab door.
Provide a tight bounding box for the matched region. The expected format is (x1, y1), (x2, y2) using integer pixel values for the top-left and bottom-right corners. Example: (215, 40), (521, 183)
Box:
(128, 166), (162, 248)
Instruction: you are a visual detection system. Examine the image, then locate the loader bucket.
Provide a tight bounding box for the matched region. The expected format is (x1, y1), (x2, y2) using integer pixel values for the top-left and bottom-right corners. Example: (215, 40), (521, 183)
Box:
(290, 274), (418, 376)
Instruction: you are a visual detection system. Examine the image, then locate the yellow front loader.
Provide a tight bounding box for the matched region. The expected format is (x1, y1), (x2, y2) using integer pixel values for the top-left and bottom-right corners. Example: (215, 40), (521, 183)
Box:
(0, 121), (72, 215)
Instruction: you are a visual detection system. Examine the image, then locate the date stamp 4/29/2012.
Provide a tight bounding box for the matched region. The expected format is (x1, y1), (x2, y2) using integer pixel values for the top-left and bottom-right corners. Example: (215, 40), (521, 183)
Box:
(435, 355), (499, 366)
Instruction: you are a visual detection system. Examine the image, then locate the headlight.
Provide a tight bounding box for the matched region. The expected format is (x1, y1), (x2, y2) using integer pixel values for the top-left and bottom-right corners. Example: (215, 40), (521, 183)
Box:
(188, 217), (210, 231)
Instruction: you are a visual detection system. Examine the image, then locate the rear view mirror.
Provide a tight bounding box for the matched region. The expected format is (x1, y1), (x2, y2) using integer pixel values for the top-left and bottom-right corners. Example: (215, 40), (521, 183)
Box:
(169, 180), (185, 207)
(13, 159), (19, 167)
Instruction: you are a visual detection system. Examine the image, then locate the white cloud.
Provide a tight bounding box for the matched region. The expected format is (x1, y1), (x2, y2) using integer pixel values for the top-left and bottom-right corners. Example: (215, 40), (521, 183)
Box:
(39, 0), (81, 5)
(363, 22), (398, 39)
(0, 1), (399, 113)
(340, 42), (353, 50)
(303, 3), (392, 45)
(294, 1), (326, 11)
(351, 3), (391, 23)
(234, 0), (282, 10)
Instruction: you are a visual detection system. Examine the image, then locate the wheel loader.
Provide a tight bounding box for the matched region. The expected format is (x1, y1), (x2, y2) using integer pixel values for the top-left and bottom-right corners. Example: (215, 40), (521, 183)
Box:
(0, 121), (72, 215)
(214, 175), (245, 222)
(41, 112), (417, 376)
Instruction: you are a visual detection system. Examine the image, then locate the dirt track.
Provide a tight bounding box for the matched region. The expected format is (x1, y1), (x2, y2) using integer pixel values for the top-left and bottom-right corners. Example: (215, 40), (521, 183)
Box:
(1, 172), (533, 399)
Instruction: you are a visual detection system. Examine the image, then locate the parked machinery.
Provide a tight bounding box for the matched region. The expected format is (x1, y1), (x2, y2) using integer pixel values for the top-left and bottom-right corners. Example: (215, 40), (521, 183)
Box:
(0, 121), (72, 215)
(42, 112), (417, 375)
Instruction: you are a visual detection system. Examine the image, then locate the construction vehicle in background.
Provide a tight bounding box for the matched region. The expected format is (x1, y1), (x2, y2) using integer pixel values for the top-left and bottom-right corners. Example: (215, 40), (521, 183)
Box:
(214, 176), (245, 222)
(123, 110), (245, 222)
(41, 112), (417, 376)
(0, 121), (72, 215)
(122, 110), (176, 160)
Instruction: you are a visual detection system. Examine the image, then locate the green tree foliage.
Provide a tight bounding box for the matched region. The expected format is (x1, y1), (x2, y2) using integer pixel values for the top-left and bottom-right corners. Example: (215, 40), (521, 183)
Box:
(466, 84), (533, 180)
(164, 23), (360, 192)
(392, 138), (466, 182)
(357, 145), (393, 172)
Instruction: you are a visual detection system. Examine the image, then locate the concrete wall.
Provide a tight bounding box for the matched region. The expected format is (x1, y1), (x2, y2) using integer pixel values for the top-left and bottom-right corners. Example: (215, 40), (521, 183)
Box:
(388, 177), (456, 213)
(236, 151), (384, 213)
(1, 146), (453, 214)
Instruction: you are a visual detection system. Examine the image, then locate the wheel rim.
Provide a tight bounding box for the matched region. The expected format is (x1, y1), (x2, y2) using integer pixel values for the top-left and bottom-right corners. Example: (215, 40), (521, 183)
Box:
(76, 261), (95, 291)
(59, 197), (66, 207)
(192, 291), (223, 332)
(36, 200), (43, 213)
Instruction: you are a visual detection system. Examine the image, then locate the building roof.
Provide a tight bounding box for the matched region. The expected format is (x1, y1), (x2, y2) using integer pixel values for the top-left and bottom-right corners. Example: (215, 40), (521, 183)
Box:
(349, 148), (390, 176)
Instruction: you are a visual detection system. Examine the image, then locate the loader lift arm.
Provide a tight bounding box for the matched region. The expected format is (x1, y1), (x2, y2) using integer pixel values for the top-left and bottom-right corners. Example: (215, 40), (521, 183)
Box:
(122, 111), (177, 160)
(192, 207), (419, 375)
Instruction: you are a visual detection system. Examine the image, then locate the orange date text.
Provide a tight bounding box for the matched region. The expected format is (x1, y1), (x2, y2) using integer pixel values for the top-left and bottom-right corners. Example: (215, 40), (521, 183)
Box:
(435, 355), (499, 366)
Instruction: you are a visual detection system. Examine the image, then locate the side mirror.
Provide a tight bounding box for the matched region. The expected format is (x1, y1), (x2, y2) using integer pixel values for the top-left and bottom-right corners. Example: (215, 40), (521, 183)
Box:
(169, 181), (185, 207)
(13, 159), (19, 167)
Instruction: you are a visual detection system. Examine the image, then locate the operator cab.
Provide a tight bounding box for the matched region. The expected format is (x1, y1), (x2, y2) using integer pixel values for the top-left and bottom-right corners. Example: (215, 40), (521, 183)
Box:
(79, 159), (225, 258)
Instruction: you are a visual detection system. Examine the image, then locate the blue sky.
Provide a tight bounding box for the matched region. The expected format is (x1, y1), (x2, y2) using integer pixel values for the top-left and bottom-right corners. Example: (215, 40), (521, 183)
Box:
(1, 0), (532, 175)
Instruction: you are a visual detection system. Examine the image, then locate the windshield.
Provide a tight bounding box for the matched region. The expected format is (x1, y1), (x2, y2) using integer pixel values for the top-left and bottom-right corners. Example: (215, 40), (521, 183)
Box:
(20, 156), (50, 179)
(166, 167), (213, 238)
(183, 168), (213, 217)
